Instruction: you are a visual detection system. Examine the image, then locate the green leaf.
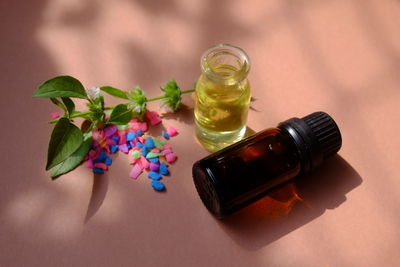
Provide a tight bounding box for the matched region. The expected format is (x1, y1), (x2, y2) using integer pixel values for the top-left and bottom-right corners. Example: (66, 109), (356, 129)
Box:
(108, 104), (132, 125)
(50, 134), (92, 179)
(100, 86), (128, 100)
(62, 97), (75, 117)
(50, 98), (67, 112)
(33, 76), (88, 99)
(46, 118), (83, 170)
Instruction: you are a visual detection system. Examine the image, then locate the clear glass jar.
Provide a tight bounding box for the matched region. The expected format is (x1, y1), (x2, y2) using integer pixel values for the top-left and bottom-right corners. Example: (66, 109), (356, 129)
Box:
(194, 44), (251, 151)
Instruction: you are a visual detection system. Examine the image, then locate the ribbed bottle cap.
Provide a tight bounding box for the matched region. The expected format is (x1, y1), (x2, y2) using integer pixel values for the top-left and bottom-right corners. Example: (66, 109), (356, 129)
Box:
(278, 111), (342, 172)
(301, 112), (342, 159)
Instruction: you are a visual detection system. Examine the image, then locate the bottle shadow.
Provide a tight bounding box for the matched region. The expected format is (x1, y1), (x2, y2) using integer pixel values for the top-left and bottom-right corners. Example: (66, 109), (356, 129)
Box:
(217, 154), (362, 250)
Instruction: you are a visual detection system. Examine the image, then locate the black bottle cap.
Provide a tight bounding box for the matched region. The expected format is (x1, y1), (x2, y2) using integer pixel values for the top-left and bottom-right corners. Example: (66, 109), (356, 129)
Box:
(278, 111), (342, 173)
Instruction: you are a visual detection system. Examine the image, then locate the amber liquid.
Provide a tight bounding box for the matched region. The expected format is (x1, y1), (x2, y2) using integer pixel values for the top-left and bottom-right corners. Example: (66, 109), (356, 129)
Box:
(193, 128), (301, 217)
(194, 64), (251, 151)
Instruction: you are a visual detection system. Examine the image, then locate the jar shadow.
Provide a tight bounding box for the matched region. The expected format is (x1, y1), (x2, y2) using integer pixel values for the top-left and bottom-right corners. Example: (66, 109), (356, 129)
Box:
(216, 154), (362, 250)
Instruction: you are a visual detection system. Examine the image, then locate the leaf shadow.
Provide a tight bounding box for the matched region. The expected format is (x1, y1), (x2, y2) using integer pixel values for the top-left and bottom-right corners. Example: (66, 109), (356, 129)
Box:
(84, 173), (109, 223)
(159, 103), (195, 126)
(249, 97), (261, 112)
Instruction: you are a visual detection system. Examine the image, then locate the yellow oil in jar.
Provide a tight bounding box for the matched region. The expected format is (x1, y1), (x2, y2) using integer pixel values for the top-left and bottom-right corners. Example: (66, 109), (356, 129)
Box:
(195, 64), (251, 151)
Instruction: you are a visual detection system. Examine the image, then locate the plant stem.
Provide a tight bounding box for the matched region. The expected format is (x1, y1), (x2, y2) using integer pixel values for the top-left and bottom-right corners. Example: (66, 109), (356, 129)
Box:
(181, 89), (195, 94)
(71, 111), (91, 118)
(146, 89), (195, 102)
(49, 89), (195, 123)
(146, 95), (166, 102)
(48, 110), (92, 124)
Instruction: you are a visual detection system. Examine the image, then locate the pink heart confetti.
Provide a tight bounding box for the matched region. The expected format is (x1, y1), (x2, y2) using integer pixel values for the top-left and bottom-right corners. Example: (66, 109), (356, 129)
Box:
(119, 144), (129, 154)
(86, 160), (94, 169)
(161, 149), (172, 156)
(94, 162), (108, 170)
(140, 155), (150, 169)
(50, 112), (60, 119)
(165, 152), (177, 163)
(82, 109), (180, 191)
(146, 111), (162, 126)
(137, 136), (144, 144)
(167, 126), (178, 137)
(129, 163), (143, 180)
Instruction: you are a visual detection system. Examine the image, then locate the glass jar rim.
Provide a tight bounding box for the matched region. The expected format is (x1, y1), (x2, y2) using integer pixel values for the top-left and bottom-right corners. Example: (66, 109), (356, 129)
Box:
(200, 44), (251, 83)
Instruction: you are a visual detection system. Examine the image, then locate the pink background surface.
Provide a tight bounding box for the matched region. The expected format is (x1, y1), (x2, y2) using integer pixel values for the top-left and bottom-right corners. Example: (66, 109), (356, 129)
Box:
(1, 0), (399, 266)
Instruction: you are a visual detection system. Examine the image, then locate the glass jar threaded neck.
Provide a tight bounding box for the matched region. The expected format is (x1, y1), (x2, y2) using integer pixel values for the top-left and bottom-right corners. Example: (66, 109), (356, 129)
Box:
(201, 44), (250, 85)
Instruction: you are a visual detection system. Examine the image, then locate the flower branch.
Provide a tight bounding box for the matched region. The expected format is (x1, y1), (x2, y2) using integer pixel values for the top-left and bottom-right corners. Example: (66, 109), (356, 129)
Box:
(33, 75), (193, 179)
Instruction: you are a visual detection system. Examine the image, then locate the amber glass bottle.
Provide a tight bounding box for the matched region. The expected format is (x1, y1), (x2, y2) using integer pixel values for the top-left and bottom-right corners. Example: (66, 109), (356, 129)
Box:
(192, 112), (342, 218)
